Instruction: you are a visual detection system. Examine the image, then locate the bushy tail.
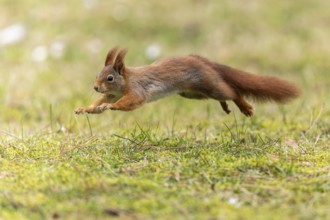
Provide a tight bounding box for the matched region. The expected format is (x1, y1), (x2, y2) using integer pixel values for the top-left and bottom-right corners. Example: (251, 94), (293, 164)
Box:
(213, 63), (301, 102)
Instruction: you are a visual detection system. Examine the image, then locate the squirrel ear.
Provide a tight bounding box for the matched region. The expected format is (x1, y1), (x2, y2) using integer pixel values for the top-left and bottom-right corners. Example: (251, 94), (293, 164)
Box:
(105, 46), (119, 66)
(113, 48), (127, 75)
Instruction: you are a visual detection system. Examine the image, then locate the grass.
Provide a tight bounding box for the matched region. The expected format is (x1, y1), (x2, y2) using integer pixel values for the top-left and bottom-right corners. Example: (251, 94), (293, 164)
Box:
(1, 0), (330, 219)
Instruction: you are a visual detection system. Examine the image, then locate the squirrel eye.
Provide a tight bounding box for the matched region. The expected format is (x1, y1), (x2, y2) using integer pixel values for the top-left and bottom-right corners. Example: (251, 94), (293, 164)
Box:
(107, 75), (114, 82)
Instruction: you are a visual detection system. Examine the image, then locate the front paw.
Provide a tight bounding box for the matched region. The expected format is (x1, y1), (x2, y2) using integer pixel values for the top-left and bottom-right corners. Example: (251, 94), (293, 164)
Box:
(74, 106), (101, 114)
(74, 107), (88, 115)
(97, 103), (114, 112)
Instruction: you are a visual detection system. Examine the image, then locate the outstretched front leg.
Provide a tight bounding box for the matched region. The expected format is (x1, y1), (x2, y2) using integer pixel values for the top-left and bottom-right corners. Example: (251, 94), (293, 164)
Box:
(97, 94), (145, 112)
(74, 94), (115, 114)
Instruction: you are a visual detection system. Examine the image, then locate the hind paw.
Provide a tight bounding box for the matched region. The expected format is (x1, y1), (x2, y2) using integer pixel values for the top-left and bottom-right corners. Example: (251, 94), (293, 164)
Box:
(233, 97), (254, 117)
(220, 101), (231, 114)
(241, 106), (253, 117)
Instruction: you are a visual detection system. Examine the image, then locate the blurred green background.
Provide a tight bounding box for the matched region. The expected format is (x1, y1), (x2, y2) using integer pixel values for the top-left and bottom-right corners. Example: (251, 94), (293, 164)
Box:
(1, 0), (330, 219)
(1, 0), (329, 134)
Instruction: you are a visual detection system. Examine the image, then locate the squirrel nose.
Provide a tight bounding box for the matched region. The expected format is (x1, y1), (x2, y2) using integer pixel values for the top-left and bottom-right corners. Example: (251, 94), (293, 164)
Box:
(94, 86), (99, 92)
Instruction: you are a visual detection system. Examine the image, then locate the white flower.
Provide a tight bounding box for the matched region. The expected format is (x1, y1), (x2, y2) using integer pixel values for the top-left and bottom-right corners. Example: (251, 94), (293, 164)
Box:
(0, 23), (27, 46)
(50, 40), (66, 59)
(228, 197), (239, 206)
(31, 46), (48, 62)
(145, 44), (161, 60)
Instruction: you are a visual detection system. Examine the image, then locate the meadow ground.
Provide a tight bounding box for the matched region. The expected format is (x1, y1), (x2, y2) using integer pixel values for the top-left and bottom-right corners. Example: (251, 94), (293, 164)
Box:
(0, 0), (329, 219)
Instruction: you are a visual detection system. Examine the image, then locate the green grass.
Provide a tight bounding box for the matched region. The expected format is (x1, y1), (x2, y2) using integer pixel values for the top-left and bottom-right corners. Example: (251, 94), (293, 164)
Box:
(1, 0), (330, 219)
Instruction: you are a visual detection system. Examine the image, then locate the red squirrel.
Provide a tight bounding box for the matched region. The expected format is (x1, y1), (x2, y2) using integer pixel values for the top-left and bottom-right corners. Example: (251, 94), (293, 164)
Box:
(74, 47), (300, 117)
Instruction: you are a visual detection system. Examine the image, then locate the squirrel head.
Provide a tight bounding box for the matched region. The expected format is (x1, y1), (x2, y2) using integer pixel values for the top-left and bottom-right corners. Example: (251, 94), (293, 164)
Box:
(94, 47), (128, 96)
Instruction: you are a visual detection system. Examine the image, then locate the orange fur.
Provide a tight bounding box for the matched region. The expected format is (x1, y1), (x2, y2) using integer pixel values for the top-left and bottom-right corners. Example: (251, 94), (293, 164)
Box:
(75, 47), (300, 117)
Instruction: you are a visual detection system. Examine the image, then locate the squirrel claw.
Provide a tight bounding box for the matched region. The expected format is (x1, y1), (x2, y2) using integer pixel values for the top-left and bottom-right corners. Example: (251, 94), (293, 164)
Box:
(74, 107), (86, 115)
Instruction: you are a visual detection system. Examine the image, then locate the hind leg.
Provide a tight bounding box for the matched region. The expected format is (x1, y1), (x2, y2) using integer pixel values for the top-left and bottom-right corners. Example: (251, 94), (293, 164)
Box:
(220, 101), (231, 114)
(233, 96), (253, 117)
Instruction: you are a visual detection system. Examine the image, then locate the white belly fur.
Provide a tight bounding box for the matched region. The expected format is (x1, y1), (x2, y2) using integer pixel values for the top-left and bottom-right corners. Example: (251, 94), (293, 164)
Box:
(145, 83), (176, 102)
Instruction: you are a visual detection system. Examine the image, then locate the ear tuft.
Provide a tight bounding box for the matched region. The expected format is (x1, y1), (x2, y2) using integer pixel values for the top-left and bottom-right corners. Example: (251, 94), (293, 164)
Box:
(105, 46), (119, 66)
(113, 48), (128, 75)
